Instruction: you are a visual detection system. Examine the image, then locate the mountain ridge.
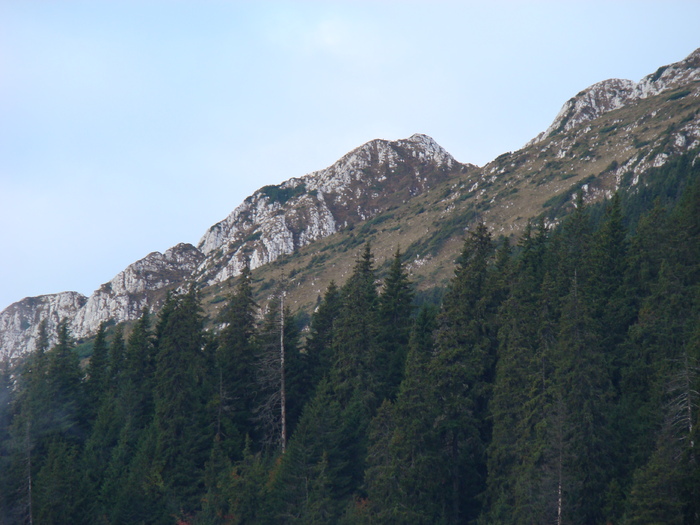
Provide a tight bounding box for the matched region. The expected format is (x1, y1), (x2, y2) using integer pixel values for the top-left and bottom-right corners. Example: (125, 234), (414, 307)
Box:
(2, 48), (700, 361)
(528, 47), (700, 146)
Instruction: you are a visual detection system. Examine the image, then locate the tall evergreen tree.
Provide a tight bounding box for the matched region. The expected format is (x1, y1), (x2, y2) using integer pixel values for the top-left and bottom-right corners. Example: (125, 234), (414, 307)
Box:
(306, 281), (342, 389)
(216, 263), (259, 457)
(483, 224), (548, 524)
(43, 320), (84, 443)
(84, 322), (109, 424)
(553, 275), (615, 524)
(331, 243), (380, 410)
(376, 248), (415, 401)
(364, 305), (441, 523)
(151, 286), (213, 516)
(430, 222), (500, 523)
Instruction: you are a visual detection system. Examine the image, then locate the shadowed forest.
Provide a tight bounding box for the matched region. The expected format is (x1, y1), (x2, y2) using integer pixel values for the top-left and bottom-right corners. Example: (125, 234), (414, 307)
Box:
(1, 154), (699, 524)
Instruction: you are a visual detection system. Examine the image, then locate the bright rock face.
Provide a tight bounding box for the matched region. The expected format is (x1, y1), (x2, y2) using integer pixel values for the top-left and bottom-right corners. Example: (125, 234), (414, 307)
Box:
(0, 292), (87, 360)
(71, 243), (204, 339)
(195, 133), (464, 286)
(2, 44), (699, 362)
(529, 48), (700, 145)
(0, 134), (461, 359)
(0, 243), (203, 360)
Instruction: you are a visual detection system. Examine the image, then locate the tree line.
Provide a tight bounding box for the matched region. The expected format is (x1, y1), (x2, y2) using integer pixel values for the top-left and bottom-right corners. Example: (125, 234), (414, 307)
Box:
(1, 156), (699, 524)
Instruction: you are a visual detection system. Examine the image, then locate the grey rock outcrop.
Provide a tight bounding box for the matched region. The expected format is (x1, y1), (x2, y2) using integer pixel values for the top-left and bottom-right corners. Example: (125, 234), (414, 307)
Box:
(195, 133), (467, 286)
(0, 243), (203, 360)
(528, 48), (700, 145)
(0, 291), (87, 360)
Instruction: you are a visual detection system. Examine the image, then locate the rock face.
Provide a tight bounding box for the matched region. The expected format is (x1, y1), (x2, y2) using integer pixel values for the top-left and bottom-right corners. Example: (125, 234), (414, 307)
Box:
(195, 133), (468, 286)
(0, 243), (203, 361)
(528, 48), (700, 145)
(0, 134), (463, 360)
(2, 48), (700, 361)
(0, 292), (87, 360)
(71, 243), (204, 339)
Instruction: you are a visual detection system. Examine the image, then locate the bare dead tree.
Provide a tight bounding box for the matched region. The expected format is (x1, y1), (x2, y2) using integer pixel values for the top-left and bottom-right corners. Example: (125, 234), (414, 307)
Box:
(254, 289), (288, 453)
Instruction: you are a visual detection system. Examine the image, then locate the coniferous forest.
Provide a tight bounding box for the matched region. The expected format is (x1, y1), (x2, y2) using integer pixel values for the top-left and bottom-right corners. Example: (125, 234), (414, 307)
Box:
(1, 155), (699, 524)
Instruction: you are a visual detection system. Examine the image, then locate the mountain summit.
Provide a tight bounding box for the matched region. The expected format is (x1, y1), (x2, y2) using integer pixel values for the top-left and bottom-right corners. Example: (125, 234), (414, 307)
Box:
(0, 134), (468, 360)
(1, 48), (700, 360)
(529, 47), (700, 145)
(195, 133), (467, 286)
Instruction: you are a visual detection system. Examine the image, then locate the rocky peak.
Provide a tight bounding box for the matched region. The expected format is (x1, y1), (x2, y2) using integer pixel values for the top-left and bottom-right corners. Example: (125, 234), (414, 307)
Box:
(0, 291), (87, 361)
(195, 134), (466, 286)
(529, 78), (637, 144)
(529, 48), (700, 145)
(0, 243), (203, 360)
(71, 243), (204, 339)
(634, 47), (700, 99)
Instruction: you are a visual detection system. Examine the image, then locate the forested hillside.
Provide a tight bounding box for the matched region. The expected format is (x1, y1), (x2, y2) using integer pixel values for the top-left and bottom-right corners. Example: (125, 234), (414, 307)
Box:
(1, 150), (699, 524)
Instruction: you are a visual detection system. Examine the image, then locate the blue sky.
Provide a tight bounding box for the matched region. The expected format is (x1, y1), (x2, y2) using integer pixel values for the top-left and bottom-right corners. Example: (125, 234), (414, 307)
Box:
(1, 1), (699, 312)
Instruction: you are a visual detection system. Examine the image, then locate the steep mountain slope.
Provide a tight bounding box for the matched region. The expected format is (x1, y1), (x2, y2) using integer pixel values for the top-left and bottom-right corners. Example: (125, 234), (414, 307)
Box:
(1, 48), (699, 361)
(0, 243), (202, 359)
(528, 47), (700, 144)
(0, 292), (87, 360)
(228, 48), (700, 315)
(195, 133), (470, 286)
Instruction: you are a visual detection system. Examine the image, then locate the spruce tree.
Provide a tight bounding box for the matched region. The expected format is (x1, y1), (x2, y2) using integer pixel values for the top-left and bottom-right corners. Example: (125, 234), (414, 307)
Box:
(376, 248), (415, 401)
(483, 225), (546, 524)
(364, 305), (441, 523)
(84, 322), (109, 423)
(430, 222), (499, 523)
(43, 320), (84, 443)
(553, 275), (614, 524)
(151, 286), (213, 516)
(216, 263), (259, 457)
(306, 281), (342, 389)
(331, 243), (380, 410)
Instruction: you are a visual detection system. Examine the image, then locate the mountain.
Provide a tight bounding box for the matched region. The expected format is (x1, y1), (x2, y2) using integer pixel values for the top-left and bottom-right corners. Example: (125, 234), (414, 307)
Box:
(0, 243), (203, 360)
(528, 47), (700, 144)
(194, 133), (469, 286)
(2, 48), (700, 361)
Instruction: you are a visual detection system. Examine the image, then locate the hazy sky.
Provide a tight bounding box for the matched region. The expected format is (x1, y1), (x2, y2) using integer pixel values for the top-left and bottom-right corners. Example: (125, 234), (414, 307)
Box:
(1, 1), (699, 312)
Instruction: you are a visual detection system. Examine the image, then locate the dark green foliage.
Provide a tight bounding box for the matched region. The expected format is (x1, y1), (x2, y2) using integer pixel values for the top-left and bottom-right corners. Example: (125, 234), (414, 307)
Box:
(260, 182), (307, 205)
(152, 286), (213, 515)
(33, 439), (88, 524)
(376, 248), (415, 400)
(3, 161), (700, 524)
(306, 281), (342, 388)
(364, 305), (442, 523)
(331, 243), (380, 409)
(84, 322), (109, 421)
(216, 263), (259, 458)
(429, 223), (502, 522)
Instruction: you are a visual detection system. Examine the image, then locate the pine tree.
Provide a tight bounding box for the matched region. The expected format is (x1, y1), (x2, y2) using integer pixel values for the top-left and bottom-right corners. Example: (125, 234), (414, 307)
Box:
(5, 322), (51, 525)
(331, 243), (380, 410)
(553, 274), (614, 524)
(43, 320), (84, 443)
(222, 436), (269, 525)
(84, 322), (109, 424)
(0, 358), (16, 522)
(216, 264), (259, 457)
(306, 281), (342, 389)
(483, 226), (545, 524)
(151, 286), (213, 516)
(121, 308), (156, 431)
(33, 439), (88, 524)
(376, 248), (415, 401)
(429, 222), (499, 523)
(364, 305), (441, 523)
(268, 380), (347, 522)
